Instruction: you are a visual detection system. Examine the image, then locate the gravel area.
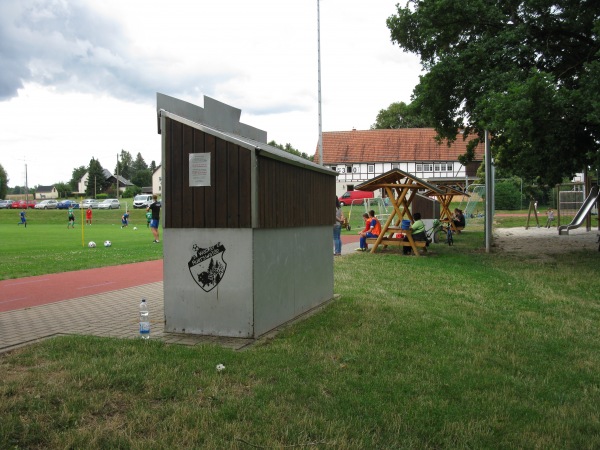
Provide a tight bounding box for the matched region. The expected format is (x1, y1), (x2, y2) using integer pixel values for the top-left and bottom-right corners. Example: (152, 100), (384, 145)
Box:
(493, 225), (599, 258)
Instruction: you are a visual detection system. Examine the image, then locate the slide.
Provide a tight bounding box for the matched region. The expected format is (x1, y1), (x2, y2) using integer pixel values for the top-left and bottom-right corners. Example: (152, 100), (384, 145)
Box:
(558, 185), (599, 235)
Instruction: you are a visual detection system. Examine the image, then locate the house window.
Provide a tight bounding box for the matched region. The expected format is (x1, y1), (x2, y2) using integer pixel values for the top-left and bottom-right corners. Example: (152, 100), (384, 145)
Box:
(392, 163), (399, 169)
(368, 164), (375, 173)
(416, 164), (423, 171)
(346, 166), (352, 173)
(434, 164), (440, 172)
(446, 163), (453, 172)
(423, 164), (433, 172)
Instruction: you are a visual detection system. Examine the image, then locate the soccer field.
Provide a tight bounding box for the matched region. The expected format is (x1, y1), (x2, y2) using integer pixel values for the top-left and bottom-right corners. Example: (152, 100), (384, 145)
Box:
(0, 208), (162, 280)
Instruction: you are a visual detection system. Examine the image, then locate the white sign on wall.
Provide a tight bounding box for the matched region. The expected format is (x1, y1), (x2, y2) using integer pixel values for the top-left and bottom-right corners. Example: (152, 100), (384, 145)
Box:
(189, 153), (211, 187)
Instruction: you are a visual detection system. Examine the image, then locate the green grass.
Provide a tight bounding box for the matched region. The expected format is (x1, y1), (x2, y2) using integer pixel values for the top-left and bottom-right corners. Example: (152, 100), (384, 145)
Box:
(0, 209), (161, 280)
(1, 221), (600, 448)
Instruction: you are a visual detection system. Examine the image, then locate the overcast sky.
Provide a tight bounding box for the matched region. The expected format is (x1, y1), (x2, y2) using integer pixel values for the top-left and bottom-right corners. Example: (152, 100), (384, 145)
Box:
(0, 0), (422, 188)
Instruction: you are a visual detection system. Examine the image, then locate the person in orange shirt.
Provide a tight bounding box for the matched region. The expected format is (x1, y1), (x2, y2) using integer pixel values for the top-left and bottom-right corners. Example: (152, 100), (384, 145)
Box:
(357, 210), (381, 251)
(86, 207), (93, 225)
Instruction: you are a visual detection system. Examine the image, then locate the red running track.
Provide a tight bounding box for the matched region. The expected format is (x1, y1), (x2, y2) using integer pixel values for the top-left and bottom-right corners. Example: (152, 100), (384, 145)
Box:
(0, 260), (163, 313)
(0, 236), (360, 313)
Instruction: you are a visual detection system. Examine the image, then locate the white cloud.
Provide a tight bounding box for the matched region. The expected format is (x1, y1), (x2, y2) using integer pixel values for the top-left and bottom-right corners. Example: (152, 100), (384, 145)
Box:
(0, 0), (422, 187)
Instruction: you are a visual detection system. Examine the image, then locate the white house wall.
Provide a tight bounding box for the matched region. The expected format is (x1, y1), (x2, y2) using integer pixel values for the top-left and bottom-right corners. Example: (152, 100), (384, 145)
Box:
(152, 167), (162, 196)
(78, 173), (89, 194)
(331, 161), (467, 196)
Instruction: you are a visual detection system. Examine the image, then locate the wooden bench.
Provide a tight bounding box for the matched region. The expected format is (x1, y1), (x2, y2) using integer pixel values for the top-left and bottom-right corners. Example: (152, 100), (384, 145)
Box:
(366, 237), (428, 255)
(366, 237), (428, 247)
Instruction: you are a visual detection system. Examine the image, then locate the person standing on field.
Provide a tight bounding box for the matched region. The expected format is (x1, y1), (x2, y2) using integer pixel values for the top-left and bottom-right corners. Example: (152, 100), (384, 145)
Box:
(147, 195), (161, 243)
(121, 211), (129, 228)
(86, 207), (93, 225)
(333, 196), (344, 256)
(18, 209), (27, 228)
(67, 206), (75, 229)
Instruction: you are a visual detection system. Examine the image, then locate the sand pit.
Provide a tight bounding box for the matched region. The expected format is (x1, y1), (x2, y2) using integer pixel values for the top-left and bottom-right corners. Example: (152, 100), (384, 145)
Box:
(493, 226), (599, 258)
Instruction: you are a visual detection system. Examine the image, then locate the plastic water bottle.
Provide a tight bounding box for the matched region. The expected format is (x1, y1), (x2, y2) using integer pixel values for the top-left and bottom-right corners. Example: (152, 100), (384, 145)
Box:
(139, 298), (150, 339)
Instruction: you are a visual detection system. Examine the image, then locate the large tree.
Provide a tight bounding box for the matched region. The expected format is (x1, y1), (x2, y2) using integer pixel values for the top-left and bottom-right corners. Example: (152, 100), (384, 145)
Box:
(0, 163), (8, 199)
(54, 182), (72, 198)
(387, 1), (600, 185)
(86, 158), (107, 197)
(131, 152), (148, 174)
(131, 169), (152, 189)
(69, 166), (87, 192)
(371, 101), (435, 129)
(115, 149), (133, 181)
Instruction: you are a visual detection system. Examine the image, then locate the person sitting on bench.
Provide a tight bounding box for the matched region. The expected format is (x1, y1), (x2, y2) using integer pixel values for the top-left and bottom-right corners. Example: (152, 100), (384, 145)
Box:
(403, 212), (427, 255)
(357, 210), (381, 251)
(452, 208), (466, 230)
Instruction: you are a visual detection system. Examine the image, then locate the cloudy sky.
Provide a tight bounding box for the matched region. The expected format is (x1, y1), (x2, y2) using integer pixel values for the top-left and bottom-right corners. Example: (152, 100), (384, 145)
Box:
(0, 0), (422, 188)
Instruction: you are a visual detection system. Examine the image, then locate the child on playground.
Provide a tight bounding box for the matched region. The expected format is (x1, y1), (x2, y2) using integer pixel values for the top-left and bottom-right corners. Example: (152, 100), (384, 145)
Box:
(452, 208), (466, 231)
(545, 208), (555, 228)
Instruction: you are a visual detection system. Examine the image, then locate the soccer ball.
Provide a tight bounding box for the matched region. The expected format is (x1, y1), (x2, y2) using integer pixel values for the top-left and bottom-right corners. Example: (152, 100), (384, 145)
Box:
(88, 241), (96, 248)
(104, 240), (112, 247)
(133, 227), (138, 230)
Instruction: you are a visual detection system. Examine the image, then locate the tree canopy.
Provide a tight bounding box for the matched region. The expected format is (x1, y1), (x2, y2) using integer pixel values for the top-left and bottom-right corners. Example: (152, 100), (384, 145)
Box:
(268, 141), (314, 161)
(132, 152), (148, 174)
(371, 101), (435, 129)
(131, 169), (152, 189)
(0, 163), (8, 199)
(69, 166), (87, 192)
(115, 150), (133, 181)
(387, 1), (600, 185)
(85, 158), (107, 197)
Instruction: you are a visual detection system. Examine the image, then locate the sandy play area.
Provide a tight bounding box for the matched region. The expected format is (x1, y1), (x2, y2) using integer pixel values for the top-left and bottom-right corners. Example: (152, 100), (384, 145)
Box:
(493, 225), (599, 257)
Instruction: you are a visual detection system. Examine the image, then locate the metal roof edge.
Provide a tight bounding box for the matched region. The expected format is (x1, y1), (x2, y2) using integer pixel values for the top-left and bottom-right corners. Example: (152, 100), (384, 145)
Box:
(159, 110), (335, 177)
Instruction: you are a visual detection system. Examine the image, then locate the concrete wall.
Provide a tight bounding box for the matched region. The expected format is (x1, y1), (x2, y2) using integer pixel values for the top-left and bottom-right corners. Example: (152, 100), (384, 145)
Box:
(163, 228), (254, 337)
(253, 226), (333, 336)
(163, 226), (334, 338)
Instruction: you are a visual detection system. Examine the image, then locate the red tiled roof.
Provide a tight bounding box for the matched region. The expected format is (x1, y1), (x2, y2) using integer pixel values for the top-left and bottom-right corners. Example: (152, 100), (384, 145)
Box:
(315, 128), (484, 164)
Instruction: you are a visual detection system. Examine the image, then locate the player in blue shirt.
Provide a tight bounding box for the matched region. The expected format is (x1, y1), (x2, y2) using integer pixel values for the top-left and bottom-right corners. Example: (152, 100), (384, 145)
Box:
(18, 209), (27, 228)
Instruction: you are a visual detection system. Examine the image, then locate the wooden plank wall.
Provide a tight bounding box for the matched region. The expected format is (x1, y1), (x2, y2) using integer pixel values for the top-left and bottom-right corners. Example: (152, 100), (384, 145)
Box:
(164, 116), (336, 229)
(257, 156), (335, 228)
(164, 117), (252, 228)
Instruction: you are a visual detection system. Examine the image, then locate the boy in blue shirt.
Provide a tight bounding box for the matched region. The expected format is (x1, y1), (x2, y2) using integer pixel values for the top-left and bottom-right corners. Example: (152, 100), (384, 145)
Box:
(18, 209), (27, 228)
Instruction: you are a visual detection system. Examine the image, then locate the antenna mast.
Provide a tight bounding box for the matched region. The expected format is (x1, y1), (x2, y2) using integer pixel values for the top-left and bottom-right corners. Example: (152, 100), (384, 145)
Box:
(317, 0), (323, 165)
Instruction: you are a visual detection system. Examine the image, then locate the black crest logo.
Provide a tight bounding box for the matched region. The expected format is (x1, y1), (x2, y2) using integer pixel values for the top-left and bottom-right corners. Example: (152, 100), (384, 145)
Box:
(188, 242), (227, 292)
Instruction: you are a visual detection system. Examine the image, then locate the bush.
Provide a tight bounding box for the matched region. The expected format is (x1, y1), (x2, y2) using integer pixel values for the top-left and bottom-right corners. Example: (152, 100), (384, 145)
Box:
(495, 181), (522, 210)
(122, 186), (142, 198)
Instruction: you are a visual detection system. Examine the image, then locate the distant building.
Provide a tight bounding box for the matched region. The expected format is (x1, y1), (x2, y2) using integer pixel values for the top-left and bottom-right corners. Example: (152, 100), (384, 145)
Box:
(314, 128), (484, 197)
(35, 185), (58, 199)
(152, 165), (162, 196)
(77, 169), (133, 195)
